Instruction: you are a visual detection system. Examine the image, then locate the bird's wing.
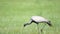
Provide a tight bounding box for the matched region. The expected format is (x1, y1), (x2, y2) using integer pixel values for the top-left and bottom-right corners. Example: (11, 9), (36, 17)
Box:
(31, 16), (48, 22)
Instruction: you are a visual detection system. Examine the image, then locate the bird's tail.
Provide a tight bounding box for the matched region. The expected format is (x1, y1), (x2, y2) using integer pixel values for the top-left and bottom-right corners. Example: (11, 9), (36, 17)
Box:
(47, 23), (52, 26)
(47, 21), (52, 26)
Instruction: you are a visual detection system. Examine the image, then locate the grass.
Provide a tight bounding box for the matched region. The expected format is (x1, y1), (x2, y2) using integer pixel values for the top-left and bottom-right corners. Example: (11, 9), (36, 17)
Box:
(0, 0), (60, 34)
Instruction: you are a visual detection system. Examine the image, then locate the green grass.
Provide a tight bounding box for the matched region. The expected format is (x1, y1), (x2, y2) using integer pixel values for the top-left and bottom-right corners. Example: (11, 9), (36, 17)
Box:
(0, 0), (60, 34)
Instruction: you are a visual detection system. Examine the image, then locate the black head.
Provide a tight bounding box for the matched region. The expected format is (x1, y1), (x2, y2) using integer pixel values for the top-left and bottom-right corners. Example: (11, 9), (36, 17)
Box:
(24, 23), (30, 27)
(24, 23), (27, 27)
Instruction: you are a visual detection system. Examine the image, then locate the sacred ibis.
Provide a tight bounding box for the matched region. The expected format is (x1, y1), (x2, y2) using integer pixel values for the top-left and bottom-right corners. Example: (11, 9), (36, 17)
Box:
(24, 16), (52, 27)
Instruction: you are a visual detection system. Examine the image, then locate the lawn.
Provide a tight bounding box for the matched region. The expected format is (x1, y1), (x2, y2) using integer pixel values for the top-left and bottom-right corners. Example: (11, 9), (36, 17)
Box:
(0, 0), (60, 34)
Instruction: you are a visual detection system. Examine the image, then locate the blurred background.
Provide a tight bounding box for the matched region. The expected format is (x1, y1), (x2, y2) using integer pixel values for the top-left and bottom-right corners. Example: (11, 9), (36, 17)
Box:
(0, 0), (60, 34)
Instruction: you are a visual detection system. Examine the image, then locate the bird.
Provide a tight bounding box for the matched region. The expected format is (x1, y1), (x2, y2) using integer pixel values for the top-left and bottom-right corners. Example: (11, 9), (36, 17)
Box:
(24, 16), (52, 27)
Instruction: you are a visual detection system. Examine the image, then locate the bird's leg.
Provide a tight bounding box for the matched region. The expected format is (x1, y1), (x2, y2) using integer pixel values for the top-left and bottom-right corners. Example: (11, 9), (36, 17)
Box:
(37, 24), (40, 34)
(41, 23), (46, 32)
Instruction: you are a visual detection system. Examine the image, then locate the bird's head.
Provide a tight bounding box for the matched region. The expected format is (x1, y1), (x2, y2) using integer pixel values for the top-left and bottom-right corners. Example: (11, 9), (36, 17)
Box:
(24, 23), (29, 27)
(24, 23), (27, 27)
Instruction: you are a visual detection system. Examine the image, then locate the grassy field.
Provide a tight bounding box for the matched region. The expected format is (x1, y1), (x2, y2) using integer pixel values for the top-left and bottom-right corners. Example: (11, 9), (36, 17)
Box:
(0, 0), (60, 34)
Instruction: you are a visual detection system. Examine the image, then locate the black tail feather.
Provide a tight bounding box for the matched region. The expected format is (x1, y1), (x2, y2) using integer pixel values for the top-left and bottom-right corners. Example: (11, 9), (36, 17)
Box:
(47, 21), (52, 26)
(47, 23), (52, 26)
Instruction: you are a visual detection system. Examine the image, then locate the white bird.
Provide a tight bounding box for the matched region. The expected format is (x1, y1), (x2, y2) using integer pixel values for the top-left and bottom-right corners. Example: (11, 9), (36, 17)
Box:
(24, 16), (52, 27)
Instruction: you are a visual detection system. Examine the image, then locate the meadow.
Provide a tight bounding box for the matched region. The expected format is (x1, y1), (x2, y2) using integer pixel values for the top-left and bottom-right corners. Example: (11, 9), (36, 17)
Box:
(0, 0), (60, 34)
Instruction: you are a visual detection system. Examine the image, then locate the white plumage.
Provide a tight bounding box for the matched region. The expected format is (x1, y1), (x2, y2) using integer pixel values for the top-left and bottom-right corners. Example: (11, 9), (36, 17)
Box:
(31, 16), (48, 22)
